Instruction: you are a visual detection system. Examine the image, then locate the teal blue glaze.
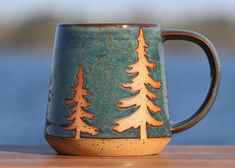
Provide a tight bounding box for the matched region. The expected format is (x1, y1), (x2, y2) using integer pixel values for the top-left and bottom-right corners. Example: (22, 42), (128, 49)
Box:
(46, 25), (172, 138)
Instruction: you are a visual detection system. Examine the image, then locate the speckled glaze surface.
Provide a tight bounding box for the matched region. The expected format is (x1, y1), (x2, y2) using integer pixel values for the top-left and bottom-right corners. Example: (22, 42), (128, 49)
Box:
(45, 24), (220, 156)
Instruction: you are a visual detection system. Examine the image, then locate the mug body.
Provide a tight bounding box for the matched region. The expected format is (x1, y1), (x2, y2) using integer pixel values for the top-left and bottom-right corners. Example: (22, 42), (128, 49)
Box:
(45, 24), (172, 156)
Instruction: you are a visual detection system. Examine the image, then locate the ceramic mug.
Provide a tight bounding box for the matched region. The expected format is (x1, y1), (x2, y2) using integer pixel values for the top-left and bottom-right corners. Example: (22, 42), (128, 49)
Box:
(45, 24), (220, 156)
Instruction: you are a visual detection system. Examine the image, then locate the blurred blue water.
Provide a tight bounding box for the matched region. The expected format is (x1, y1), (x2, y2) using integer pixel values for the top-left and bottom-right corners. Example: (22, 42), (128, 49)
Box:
(0, 53), (234, 145)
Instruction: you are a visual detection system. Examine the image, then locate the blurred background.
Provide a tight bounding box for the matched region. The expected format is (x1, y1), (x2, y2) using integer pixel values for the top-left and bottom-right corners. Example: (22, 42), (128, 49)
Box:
(0, 0), (234, 145)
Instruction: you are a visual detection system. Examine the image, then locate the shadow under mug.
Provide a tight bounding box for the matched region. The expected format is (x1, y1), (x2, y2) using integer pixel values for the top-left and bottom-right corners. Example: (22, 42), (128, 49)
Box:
(45, 24), (220, 156)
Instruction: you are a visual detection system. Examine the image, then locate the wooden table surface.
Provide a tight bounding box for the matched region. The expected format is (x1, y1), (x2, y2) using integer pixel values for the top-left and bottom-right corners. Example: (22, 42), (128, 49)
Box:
(0, 145), (234, 168)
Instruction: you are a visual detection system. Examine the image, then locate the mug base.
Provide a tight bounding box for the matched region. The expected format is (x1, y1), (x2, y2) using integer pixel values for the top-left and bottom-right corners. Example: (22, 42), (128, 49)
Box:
(45, 135), (171, 156)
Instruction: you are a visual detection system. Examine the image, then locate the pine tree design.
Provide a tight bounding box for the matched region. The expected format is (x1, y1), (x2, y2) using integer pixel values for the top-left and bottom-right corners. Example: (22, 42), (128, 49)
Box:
(45, 74), (54, 127)
(64, 67), (98, 139)
(113, 27), (164, 139)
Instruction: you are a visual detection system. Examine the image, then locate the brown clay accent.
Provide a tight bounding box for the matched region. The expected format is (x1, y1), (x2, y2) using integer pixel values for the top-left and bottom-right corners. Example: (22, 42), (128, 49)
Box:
(113, 27), (164, 139)
(64, 67), (98, 139)
(46, 136), (171, 156)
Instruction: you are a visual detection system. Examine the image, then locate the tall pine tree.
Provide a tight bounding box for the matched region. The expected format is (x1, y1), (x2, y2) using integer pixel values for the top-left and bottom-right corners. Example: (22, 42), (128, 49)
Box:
(64, 67), (98, 139)
(113, 27), (164, 139)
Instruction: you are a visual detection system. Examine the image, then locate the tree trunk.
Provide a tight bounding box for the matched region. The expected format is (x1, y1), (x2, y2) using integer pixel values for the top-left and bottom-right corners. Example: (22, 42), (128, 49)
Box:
(75, 130), (81, 139)
(140, 123), (147, 139)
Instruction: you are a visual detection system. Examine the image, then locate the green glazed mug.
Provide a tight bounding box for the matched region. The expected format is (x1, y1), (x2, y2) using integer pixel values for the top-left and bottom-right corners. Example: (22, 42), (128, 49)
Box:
(45, 24), (220, 156)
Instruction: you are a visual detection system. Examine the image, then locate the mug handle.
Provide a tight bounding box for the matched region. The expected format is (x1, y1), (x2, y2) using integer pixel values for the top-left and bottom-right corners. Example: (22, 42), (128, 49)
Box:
(161, 29), (220, 134)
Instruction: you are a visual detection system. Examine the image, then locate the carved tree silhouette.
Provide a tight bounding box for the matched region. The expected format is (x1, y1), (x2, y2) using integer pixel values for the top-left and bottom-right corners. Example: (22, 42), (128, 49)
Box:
(46, 75), (54, 127)
(113, 27), (164, 139)
(64, 67), (98, 139)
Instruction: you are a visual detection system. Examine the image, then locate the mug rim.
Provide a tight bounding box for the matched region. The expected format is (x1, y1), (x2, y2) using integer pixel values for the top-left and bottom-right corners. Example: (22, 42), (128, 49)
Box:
(58, 23), (159, 28)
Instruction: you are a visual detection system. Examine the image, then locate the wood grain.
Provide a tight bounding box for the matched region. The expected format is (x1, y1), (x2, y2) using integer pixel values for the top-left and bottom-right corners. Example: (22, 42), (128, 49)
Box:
(0, 145), (234, 168)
